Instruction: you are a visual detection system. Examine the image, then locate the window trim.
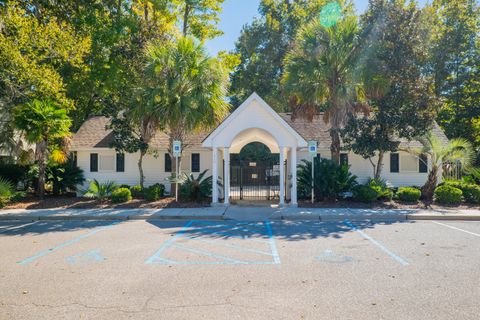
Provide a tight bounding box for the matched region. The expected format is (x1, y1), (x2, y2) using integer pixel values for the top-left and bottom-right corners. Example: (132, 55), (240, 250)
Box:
(340, 153), (349, 166)
(116, 153), (125, 172)
(90, 153), (98, 172)
(191, 153), (200, 173)
(164, 153), (172, 173)
(390, 153), (399, 173)
(419, 154), (428, 173)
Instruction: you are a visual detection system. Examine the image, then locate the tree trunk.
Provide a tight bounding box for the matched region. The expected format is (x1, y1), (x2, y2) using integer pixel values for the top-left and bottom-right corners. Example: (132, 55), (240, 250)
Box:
(375, 151), (385, 180)
(37, 141), (47, 199)
(422, 166), (438, 201)
(138, 150), (146, 188)
(183, 3), (191, 36)
(330, 129), (341, 164)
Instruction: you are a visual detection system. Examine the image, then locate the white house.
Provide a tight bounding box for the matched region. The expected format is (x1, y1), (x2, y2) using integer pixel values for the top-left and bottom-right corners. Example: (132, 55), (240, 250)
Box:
(71, 93), (448, 206)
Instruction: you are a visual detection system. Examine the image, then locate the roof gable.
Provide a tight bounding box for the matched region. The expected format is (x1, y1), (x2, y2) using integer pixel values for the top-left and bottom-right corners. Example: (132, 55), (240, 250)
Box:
(202, 93), (307, 148)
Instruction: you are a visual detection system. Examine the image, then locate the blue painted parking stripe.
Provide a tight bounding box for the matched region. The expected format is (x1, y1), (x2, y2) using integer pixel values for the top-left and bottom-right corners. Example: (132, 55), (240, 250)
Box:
(344, 220), (409, 266)
(186, 236), (274, 256)
(265, 220), (280, 264)
(17, 221), (120, 265)
(186, 227), (270, 243)
(171, 243), (248, 264)
(145, 220), (195, 264)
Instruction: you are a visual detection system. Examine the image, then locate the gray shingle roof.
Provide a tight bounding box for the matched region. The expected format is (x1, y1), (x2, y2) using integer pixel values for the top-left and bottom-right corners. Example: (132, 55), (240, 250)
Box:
(71, 115), (449, 151)
(70, 116), (210, 150)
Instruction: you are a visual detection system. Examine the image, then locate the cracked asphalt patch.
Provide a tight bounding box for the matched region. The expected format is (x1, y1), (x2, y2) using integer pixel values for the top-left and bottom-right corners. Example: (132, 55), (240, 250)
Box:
(0, 220), (479, 319)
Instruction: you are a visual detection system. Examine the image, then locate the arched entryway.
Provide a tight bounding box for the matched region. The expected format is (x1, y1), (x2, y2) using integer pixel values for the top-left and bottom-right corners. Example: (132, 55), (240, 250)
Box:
(230, 142), (282, 202)
(202, 93), (307, 206)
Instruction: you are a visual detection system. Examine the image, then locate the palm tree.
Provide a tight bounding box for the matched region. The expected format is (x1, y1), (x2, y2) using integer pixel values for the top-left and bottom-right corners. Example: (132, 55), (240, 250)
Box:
(141, 36), (229, 194)
(282, 14), (367, 163)
(13, 99), (72, 198)
(406, 132), (474, 200)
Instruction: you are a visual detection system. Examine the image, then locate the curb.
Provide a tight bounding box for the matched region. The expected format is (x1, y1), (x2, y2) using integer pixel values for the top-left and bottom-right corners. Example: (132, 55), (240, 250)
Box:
(406, 214), (480, 221)
(1, 213), (480, 222)
(0, 214), (226, 221)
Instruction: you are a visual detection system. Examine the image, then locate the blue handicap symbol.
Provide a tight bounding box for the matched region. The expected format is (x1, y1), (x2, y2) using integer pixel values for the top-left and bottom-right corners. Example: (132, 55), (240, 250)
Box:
(67, 249), (104, 265)
(316, 249), (354, 264)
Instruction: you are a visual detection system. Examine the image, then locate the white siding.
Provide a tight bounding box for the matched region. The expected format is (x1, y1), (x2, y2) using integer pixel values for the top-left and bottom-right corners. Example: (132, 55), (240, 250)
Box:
(77, 148), (215, 194)
(76, 147), (435, 197)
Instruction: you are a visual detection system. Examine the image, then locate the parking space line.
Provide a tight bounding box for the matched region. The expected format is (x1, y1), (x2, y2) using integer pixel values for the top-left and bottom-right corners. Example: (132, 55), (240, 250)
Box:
(265, 220), (281, 264)
(432, 221), (480, 237)
(344, 220), (409, 266)
(17, 221), (120, 265)
(171, 243), (248, 264)
(188, 237), (274, 256)
(145, 220), (280, 265)
(145, 220), (195, 264)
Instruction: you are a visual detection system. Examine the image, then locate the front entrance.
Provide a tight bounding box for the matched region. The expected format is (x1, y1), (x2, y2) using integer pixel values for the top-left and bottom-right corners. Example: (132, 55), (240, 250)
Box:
(202, 93), (306, 206)
(229, 142), (283, 201)
(230, 159), (281, 201)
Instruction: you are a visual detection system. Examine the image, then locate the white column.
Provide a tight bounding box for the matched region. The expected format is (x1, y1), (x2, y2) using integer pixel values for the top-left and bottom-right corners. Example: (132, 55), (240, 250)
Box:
(290, 147), (297, 206)
(212, 147), (219, 204)
(279, 146), (286, 205)
(223, 147), (230, 205)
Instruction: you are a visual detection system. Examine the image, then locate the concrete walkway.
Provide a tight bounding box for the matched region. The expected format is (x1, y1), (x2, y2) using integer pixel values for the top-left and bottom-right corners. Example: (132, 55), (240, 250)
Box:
(1, 206), (480, 221)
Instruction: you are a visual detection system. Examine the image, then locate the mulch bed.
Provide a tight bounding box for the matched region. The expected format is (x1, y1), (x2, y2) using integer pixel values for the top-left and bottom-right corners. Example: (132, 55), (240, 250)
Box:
(297, 199), (480, 210)
(4, 195), (210, 210)
(3, 195), (479, 211)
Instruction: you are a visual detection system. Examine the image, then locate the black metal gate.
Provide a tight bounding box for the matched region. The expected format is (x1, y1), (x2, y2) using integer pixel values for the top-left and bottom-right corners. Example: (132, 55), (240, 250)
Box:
(230, 160), (282, 201)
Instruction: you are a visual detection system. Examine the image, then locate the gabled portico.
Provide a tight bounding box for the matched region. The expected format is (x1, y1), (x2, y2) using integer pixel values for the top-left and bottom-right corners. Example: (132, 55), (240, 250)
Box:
(202, 93), (307, 206)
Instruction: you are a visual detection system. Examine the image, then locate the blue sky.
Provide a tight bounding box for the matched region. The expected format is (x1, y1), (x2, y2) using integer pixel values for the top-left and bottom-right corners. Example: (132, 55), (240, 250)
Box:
(205, 0), (429, 55)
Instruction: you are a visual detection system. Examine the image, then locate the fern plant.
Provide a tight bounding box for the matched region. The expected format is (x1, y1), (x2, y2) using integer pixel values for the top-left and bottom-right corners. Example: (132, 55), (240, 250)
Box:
(0, 177), (14, 208)
(297, 158), (357, 201)
(179, 170), (212, 202)
(83, 179), (118, 201)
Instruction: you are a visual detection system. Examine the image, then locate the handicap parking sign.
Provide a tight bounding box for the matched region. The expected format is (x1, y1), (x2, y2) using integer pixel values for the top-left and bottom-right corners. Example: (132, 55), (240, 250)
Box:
(308, 141), (317, 155)
(173, 140), (182, 156)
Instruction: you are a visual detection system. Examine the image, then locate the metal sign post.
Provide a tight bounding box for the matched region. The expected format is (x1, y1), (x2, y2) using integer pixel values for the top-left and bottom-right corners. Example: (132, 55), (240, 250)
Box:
(173, 140), (182, 202)
(308, 141), (317, 204)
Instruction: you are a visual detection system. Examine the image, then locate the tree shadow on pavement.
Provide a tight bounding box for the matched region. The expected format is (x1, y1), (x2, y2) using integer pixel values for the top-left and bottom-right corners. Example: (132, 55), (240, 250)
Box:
(146, 219), (416, 241)
(0, 220), (125, 236)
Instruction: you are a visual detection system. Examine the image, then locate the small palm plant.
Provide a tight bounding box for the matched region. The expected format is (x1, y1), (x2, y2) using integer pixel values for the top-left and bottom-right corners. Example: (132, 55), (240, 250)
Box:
(179, 170), (213, 202)
(406, 132), (474, 200)
(0, 178), (14, 208)
(83, 180), (118, 201)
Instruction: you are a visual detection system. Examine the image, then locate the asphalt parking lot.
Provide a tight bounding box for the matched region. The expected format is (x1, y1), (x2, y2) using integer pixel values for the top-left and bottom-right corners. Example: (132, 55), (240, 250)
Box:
(1, 219), (479, 319)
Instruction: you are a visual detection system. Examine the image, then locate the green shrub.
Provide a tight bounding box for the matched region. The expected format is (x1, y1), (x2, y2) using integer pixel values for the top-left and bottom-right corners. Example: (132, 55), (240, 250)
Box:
(442, 180), (480, 204)
(353, 185), (380, 203)
(442, 180), (464, 190)
(130, 185), (143, 198)
(110, 188), (132, 203)
(46, 158), (85, 195)
(434, 185), (463, 205)
(145, 183), (165, 201)
(297, 158), (357, 201)
(396, 187), (421, 202)
(179, 170), (212, 201)
(119, 184), (131, 189)
(459, 184), (480, 204)
(367, 178), (393, 201)
(0, 178), (14, 208)
(83, 180), (118, 200)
